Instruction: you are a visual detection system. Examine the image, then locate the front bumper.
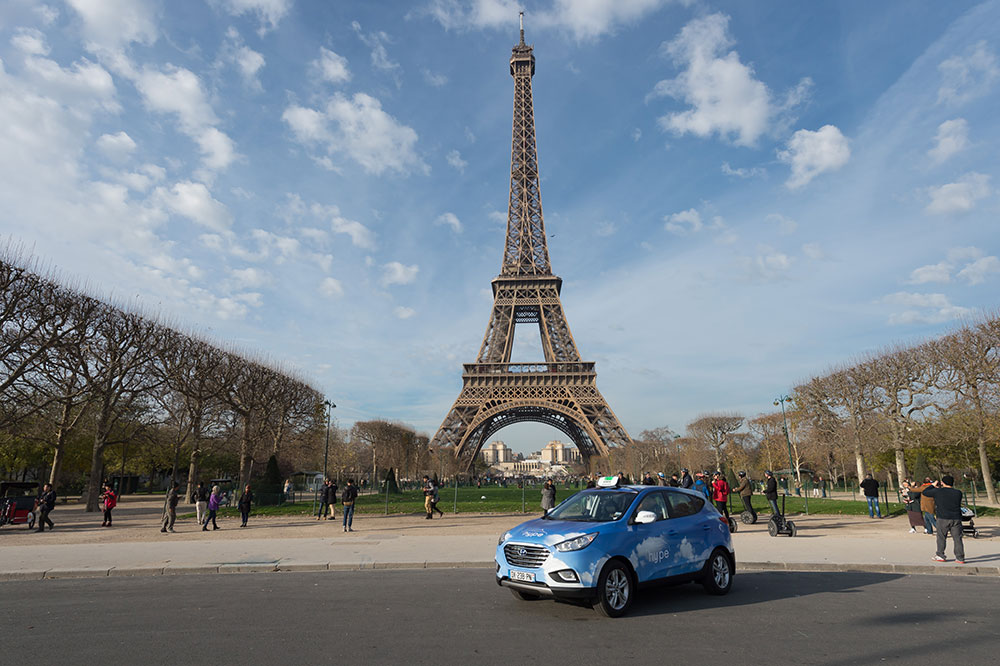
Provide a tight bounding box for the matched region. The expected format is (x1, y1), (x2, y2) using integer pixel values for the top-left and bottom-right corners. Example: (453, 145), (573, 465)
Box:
(495, 541), (604, 601)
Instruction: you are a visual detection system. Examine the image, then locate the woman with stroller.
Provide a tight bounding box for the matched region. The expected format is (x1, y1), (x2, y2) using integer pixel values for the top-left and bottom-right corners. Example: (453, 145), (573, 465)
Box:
(202, 484), (221, 531)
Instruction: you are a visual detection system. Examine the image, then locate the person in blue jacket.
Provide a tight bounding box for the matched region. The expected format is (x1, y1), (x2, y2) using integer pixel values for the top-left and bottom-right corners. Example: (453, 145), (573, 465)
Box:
(693, 472), (711, 498)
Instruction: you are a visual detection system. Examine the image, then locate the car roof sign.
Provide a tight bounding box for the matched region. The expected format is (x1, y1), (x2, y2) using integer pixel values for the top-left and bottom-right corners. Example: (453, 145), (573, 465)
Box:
(596, 475), (619, 488)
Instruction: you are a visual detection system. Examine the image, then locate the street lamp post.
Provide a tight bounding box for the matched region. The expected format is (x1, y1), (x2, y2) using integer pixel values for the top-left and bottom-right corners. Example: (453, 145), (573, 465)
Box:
(323, 400), (336, 480)
(774, 394), (807, 514)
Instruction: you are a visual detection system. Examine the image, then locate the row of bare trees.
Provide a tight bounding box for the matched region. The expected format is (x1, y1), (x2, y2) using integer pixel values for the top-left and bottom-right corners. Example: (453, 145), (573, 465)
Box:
(1, 248), (325, 510)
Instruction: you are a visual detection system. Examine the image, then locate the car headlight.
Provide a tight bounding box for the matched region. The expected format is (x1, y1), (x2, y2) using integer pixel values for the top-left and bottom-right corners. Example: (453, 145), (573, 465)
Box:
(554, 533), (598, 552)
(498, 531), (512, 546)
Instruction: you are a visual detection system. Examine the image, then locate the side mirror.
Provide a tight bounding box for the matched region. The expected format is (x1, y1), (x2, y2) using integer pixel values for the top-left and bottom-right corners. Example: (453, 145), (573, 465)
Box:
(635, 510), (658, 525)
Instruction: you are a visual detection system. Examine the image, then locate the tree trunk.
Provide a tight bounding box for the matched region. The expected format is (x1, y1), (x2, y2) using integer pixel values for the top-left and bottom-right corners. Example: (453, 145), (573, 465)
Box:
(238, 429), (253, 492)
(186, 448), (200, 504)
(978, 433), (997, 504)
(894, 445), (907, 485)
(85, 439), (105, 512)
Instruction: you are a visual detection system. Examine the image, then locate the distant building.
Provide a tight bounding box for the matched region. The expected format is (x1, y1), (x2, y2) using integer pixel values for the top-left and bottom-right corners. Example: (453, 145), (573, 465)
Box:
(540, 441), (581, 464)
(481, 440), (515, 464)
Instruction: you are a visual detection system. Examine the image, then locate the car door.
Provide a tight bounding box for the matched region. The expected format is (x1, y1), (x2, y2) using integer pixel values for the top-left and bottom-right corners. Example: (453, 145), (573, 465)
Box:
(628, 491), (672, 582)
(664, 491), (710, 576)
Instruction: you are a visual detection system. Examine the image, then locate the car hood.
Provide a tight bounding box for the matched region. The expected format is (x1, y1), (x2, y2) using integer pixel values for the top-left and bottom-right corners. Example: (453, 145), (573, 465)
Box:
(505, 517), (605, 547)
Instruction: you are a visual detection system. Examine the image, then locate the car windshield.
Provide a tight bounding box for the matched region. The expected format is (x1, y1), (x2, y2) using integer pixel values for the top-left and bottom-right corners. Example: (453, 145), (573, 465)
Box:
(544, 490), (637, 522)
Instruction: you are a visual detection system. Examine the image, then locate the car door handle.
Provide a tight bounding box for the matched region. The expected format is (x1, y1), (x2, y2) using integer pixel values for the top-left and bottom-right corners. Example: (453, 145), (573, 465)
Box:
(702, 525), (711, 531)
(667, 530), (679, 537)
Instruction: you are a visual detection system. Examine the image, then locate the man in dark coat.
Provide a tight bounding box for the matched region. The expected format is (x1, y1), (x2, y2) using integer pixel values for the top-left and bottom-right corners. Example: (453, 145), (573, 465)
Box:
(859, 473), (882, 518)
(734, 471), (756, 522)
(764, 471), (780, 516)
(161, 481), (179, 533)
(36, 483), (56, 532)
(923, 476), (966, 563)
(679, 469), (693, 489)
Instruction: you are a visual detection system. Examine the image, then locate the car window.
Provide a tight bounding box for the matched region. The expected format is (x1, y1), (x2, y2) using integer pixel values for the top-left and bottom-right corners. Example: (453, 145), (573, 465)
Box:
(666, 492), (704, 518)
(633, 492), (669, 521)
(545, 490), (636, 522)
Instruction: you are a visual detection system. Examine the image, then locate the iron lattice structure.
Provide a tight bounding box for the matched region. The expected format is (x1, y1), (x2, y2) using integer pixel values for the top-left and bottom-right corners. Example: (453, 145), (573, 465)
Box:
(430, 22), (633, 471)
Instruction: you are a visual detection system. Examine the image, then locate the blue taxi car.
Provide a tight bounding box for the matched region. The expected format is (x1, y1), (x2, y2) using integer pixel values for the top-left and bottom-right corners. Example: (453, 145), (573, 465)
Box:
(496, 477), (735, 617)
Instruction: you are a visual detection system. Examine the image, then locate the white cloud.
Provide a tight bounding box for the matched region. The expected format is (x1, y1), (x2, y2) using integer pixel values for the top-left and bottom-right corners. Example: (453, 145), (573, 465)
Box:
(381, 261), (419, 286)
(11, 28), (50, 56)
(802, 242), (826, 261)
(741, 246), (792, 280)
(883, 291), (972, 325)
(664, 208), (702, 234)
(219, 0), (291, 35)
(314, 47), (351, 85)
(283, 93), (427, 176)
(22, 55), (118, 114)
(95, 131), (136, 162)
(721, 161), (765, 179)
(778, 125), (850, 189)
(631, 128), (642, 142)
(319, 276), (344, 298)
(352, 21), (401, 80)
(446, 149), (467, 173)
(937, 41), (999, 106)
(596, 221), (618, 237)
(925, 172), (991, 215)
(423, 69), (448, 87)
(229, 267), (269, 288)
(928, 118), (969, 163)
(68, 0), (158, 51)
(906, 262), (951, 284)
(650, 13), (810, 148)
(956, 256), (1000, 285)
(154, 181), (232, 232)
(425, 0), (524, 31)
(220, 28), (265, 91)
(394, 306), (416, 319)
(435, 212), (463, 233)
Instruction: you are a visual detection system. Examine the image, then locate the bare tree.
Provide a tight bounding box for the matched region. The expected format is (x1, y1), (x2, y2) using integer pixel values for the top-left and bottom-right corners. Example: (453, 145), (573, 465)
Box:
(687, 413), (743, 470)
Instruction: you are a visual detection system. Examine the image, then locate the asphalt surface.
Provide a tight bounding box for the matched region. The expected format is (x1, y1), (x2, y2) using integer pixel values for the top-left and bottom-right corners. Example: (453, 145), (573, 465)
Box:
(2, 569), (998, 664)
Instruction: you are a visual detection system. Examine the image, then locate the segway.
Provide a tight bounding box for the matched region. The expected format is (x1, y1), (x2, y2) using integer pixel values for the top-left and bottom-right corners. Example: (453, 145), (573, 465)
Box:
(767, 494), (796, 537)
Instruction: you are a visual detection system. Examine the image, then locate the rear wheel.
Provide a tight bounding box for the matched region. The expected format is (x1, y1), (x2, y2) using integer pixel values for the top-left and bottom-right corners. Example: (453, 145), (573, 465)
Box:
(509, 588), (541, 601)
(593, 560), (633, 618)
(788, 521), (797, 537)
(701, 549), (734, 595)
(728, 518), (738, 533)
(740, 510), (756, 525)
(767, 518), (779, 537)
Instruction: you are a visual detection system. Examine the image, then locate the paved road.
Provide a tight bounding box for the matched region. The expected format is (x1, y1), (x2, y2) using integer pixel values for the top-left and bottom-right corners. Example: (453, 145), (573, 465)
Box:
(2, 569), (997, 664)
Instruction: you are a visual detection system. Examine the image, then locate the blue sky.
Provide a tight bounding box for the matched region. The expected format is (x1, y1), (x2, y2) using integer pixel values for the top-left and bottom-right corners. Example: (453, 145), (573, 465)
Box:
(1, 0), (998, 454)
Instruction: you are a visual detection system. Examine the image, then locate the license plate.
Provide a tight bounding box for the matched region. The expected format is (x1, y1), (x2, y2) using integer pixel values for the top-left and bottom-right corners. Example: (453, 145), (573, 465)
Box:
(510, 570), (534, 582)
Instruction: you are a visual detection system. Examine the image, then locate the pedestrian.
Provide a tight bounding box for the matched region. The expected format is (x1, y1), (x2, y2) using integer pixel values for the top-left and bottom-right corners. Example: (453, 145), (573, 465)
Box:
(819, 476), (827, 498)
(734, 471), (757, 522)
(914, 477), (937, 535)
(202, 484), (220, 531)
(100, 483), (117, 527)
(35, 483), (56, 532)
(317, 479), (331, 520)
(585, 476), (596, 489)
(669, 473), (680, 487)
(342, 479), (358, 532)
(901, 479), (924, 534)
(923, 476), (966, 564)
(692, 472), (710, 499)
(541, 479), (556, 513)
(422, 475), (435, 519)
(711, 472), (730, 518)
(764, 470), (780, 516)
(656, 472), (667, 486)
(431, 479), (444, 518)
(327, 480), (338, 520)
(161, 481), (179, 533)
(811, 477), (821, 498)
(238, 483), (253, 527)
(283, 478), (292, 501)
(679, 468), (693, 489)
(860, 473), (882, 518)
(641, 472), (656, 486)
(194, 481), (209, 525)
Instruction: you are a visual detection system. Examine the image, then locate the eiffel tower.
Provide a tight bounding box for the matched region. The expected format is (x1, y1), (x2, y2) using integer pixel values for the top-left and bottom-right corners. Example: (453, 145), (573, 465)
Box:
(430, 16), (633, 471)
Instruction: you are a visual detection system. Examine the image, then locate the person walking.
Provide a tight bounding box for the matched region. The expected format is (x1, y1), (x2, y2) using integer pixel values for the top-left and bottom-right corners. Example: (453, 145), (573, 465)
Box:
(35, 483), (56, 532)
(100, 483), (117, 527)
(283, 478), (292, 502)
(668, 473), (680, 487)
(860, 473), (882, 518)
(202, 484), (220, 531)
(914, 477), (937, 535)
(711, 472), (730, 518)
(430, 479), (444, 518)
(641, 472), (656, 486)
(327, 480), (338, 520)
(764, 470), (780, 516)
(692, 472), (710, 499)
(238, 484), (253, 527)
(161, 481), (179, 533)
(194, 481), (209, 526)
(923, 476), (966, 564)
(317, 479), (331, 520)
(734, 471), (756, 522)
(422, 475), (435, 519)
(901, 479), (924, 534)
(819, 476), (827, 498)
(679, 469), (693, 489)
(341, 479), (358, 532)
(541, 479), (557, 513)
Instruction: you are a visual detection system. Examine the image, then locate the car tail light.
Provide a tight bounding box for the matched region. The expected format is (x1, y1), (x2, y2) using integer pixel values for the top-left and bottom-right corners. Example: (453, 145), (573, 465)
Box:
(719, 516), (730, 527)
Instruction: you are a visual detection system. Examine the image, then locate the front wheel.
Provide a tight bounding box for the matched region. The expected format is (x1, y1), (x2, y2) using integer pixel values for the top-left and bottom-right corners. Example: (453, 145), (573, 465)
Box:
(767, 518), (779, 537)
(740, 510), (756, 525)
(510, 588), (540, 601)
(787, 521), (797, 537)
(702, 549), (734, 595)
(593, 561), (633, 618)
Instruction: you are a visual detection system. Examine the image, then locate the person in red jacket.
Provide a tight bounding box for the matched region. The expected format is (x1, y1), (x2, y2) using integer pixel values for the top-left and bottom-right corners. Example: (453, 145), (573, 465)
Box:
(711, 472), (730, 519)
(100, 483), (117, 527)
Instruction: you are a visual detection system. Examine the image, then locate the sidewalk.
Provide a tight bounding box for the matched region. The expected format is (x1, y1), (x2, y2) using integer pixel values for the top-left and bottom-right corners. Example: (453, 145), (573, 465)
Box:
(1, 496), (997, 581)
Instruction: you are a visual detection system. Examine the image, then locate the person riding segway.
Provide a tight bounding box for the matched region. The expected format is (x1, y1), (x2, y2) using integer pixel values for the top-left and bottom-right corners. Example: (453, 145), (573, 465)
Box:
(734, 471), (757, 524)
(711, 471), (737, 533)
(764, 470), (796, 537)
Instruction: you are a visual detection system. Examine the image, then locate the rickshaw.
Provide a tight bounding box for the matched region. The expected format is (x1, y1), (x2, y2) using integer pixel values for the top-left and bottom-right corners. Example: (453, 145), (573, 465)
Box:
(0, 481), (39, 530)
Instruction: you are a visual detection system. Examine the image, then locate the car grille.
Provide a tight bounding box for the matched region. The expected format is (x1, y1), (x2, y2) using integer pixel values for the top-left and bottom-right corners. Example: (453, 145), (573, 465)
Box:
(504, 543), (549, 568)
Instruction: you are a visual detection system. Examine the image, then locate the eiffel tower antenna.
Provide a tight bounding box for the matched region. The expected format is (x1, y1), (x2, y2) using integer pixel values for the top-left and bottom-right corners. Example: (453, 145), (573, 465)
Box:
(430, 20), (633, 473)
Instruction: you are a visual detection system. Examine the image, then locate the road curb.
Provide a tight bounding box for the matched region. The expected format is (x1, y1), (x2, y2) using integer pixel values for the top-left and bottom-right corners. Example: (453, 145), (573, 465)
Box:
(0, 560), (995, 582)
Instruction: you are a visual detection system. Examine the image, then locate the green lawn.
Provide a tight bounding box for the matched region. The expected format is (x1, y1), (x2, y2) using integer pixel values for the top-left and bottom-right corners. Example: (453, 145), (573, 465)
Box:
(179, 485), (1000, 519)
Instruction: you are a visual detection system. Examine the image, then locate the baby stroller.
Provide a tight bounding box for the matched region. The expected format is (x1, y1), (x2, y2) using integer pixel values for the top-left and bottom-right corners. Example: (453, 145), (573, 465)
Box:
(961, 506), (980, 538)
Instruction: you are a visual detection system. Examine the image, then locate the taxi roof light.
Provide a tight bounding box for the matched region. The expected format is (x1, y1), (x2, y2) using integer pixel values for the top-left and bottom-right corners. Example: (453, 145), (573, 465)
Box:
(596, 475), (620, 488)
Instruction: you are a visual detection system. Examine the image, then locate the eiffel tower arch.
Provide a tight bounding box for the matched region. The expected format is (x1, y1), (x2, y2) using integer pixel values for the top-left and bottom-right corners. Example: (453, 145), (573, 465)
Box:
(430, 16), (633, 471)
